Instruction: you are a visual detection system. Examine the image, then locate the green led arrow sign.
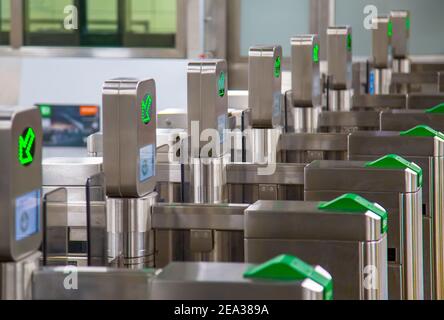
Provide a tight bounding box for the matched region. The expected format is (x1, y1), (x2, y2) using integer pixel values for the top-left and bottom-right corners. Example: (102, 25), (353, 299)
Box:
(388, 20), (393, 38)
(347, 34), (352, 52)
(274, 56), (281, 78)
(141, 94), (152, 125)
(313, 44), (320, 63)
(218, 72), (226, 97)
(18, 127), (36, 166)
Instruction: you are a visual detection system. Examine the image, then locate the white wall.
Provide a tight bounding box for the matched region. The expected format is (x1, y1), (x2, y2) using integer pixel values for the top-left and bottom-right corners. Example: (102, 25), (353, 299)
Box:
(0, 56), (189, 111)
(240, 0), (310, 57)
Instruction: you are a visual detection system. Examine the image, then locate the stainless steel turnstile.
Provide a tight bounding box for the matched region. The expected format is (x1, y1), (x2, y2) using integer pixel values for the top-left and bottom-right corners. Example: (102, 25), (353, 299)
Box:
(226, 163), (305, 203)
(42, 157), (104, 266)
(305, 155), (424, 300)
(348, 126), (444, 299)
(318, 111), (380, 133)
(326, 26), (353, 112)
(244, 194), (388, 300)
(1, 252), (41, 300)
(156, 144), (182, 204)
(317, 94), (406, 133)
(152, 203), (247, 267)
(380, 105), (444, 132)
(390, 10), (411, 94)
(279, 132), (348, 163)
(32, 267), (155, 300)
(287, 35), (322, 132)
(150, 255), (333, 300)
(102, 78), (158, 269)
(186, 59), (229, 204)
(0, 106), (43, 300)
(245, 45), (283, 164)
(352, 94), (407, 111)
(370, 16), (393, 95)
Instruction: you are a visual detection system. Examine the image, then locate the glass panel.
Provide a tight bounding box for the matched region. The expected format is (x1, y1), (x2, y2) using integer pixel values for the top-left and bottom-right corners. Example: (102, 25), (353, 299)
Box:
(42, 188), (68, 266)
(128, 0), (177, 34)
(124, 0), (177, 48)
(24, 0), (77, 46)
(86, 0), (118, 33)
(0, 0), (10, 45)
(23, 0), (179, 49)
(26, 0), (74, 33)
(0, 0), (10, 32)
(85, 173), (108, 266)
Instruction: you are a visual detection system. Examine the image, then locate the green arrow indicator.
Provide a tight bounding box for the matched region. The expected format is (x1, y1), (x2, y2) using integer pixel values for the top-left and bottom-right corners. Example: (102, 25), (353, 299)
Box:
(18, 127), (36, 166)
(388, 20), (393, 38)
(313, 44), (320, 63)
(141, 94), (152, 125)
(274, 56), (281, 78)
(218, 72), (226, 97)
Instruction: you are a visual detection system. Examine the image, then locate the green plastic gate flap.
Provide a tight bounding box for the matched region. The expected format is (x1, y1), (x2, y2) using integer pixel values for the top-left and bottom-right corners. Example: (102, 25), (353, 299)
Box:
(365, 154), (423, 188)
(425, 103), (444, 114)
(244, 254), (333, 300)
(318, 193), (388, 234)
(400, 125), (444, 140)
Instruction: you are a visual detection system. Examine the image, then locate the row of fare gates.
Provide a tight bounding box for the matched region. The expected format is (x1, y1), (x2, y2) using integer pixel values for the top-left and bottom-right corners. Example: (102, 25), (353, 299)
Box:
(2, 10), (444, 300)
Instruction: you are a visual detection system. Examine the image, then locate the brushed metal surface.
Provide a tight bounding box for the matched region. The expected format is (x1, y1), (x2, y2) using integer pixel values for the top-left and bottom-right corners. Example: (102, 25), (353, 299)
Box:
(291, 35), (321, 108)
(390, 10), (410, 60)
(0, 106), (43, 262)
(380, 109), (444, 132)
(150, 261), (328, 300)
(0, 252), (41, 300)
(43, 157), (103, 186)
(248, 45), (283, 128)
(327, 26), (352, 90)
(103, 78), (157, 198)
(304, 161), (424, 299)
(33, 267), (155, 300)
(372, 16), (392, 69)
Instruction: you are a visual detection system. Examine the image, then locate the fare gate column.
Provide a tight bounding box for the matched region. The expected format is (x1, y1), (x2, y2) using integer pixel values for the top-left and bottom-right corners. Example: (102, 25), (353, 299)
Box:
(186, 59), (229, 204)
(288, 35), (322, 133)
(327, 26), (353, 112)
(348, 125), (444, 300)
(246, 45), (283, 165)
(370, 16), (393, 95)
(390, 10), (411, 94)
(0, 106), (43, 300)
(390, 10), (411, 74)
(103, 78), (158, 269)
(305, 155), (424, 300)
(244, 194), (388, 300)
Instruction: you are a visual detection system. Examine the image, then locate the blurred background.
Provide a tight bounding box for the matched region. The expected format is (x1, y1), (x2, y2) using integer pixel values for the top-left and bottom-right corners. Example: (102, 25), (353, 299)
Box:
(0, 0), (442, 111)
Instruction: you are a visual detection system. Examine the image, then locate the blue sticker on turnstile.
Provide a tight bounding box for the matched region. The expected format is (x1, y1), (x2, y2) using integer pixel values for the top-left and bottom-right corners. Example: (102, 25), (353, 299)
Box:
(369, 71), (375, 95)
(139, 144), (155, 182)
(15, 189), (40, 241)
(217, 114), (226, 144)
